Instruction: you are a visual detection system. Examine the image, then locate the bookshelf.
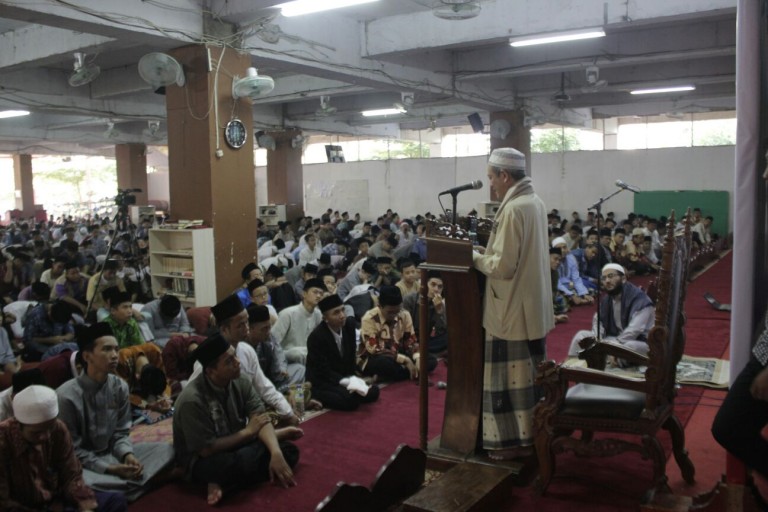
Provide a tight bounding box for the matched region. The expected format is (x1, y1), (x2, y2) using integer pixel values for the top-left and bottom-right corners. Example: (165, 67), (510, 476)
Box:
(148, 228), (216, 307)
(258, 204), (287, 227)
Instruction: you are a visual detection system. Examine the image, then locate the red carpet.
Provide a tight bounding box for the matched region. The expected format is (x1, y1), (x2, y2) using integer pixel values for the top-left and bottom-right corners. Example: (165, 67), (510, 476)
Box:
(131, 253), (732, 511)
(131, 365), (449, 511)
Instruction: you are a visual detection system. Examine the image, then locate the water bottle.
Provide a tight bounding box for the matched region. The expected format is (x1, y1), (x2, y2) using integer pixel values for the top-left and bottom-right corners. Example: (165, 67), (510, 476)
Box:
(294, 384), (305, 419)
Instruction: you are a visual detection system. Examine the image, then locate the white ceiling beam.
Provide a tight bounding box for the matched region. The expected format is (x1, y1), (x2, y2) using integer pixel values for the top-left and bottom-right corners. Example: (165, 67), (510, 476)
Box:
(364, 0), (736, 57)
(250, 75), (371, 105)
(91, 65), (153, 99)
(0, 0), (204, 46)
(0, 25), (114, 69)
(285, 119), (400, 138)
(0, 89), (166, 120)
(240, 14), (512, 111)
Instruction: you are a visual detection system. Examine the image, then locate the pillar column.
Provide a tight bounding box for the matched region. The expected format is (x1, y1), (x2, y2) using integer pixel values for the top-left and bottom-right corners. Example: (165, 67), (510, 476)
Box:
(114, 143), (149, 205)
(266, 129), (304, 226)
(165, 45), (257, 299)
(12, 154), (35, 218)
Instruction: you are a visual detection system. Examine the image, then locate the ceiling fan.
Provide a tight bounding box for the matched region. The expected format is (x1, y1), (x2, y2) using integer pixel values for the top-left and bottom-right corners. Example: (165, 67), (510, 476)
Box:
(580, 65), (608, 93)
(315, 96), (338, 117)
(432, 0), (481, 20)
(232, 67), (275, 100)
(553, 72), (571, 105)
(68, 52), (100, 87)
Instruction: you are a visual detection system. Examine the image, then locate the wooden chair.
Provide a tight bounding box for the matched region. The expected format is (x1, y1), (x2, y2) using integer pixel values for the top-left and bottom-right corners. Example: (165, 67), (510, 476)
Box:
(533, 210), (695, 502)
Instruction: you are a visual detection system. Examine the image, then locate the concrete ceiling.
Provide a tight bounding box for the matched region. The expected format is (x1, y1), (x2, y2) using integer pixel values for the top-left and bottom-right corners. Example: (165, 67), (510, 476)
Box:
(0, 0), (737, 156)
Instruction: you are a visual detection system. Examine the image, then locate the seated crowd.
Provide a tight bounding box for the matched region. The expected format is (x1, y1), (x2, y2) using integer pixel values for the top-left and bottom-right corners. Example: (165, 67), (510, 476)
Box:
(0, 205), (718, 508)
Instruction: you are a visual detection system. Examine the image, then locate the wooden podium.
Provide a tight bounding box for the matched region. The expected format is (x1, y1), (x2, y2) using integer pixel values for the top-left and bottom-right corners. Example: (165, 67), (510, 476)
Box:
(418, 236), (484, 461)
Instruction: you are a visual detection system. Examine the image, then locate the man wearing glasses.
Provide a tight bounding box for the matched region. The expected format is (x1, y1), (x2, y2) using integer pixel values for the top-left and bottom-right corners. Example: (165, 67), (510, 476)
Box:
(567, 263), (654, 357)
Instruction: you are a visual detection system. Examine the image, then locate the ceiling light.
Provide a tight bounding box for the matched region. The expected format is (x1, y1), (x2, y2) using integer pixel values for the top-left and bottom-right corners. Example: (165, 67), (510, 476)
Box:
(510, 28), (605, 47)
(278, 0), (378, 17)
(0, 110), (30, 119)
(361, 107), (406, 117)
(630, 85), (696, 95)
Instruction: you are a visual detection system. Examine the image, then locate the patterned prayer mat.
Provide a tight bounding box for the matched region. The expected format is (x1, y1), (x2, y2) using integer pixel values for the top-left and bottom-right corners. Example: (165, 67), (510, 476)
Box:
(563, 354), (730, 389)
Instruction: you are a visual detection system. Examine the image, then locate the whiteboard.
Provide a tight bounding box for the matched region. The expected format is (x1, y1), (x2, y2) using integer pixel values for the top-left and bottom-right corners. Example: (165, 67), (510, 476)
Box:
(305, 179), (370, 219)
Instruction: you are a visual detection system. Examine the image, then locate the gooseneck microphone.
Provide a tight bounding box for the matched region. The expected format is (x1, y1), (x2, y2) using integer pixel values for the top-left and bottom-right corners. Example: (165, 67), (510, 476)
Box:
(615, 180), (641, 193)
(439, 180), (483, 196)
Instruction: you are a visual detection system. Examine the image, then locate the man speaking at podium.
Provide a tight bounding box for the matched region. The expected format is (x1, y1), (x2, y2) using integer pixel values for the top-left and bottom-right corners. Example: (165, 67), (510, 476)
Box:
(472, 147), (554, 461)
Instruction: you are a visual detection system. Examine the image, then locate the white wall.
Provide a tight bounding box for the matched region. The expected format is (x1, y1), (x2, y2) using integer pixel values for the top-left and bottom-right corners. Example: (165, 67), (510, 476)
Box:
(254, 145), (735, 229)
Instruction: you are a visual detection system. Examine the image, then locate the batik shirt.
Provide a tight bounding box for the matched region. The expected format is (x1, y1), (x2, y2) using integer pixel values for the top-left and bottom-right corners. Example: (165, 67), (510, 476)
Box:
(359, 307), (419, 364)
(0, 418), (97, 510)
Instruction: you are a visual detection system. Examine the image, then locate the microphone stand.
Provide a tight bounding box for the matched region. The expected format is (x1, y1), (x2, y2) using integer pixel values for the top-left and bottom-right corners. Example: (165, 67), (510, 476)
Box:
(587, 187), (628, 343)
(451, 192), (459, 226)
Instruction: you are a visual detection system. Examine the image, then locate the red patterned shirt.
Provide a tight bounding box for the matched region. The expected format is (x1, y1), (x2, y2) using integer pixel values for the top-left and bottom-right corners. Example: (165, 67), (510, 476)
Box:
(0, 418), (97, 510)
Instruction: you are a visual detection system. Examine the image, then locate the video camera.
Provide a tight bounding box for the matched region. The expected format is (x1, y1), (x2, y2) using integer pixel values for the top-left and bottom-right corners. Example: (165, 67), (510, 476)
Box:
(115, 188), (142, 209)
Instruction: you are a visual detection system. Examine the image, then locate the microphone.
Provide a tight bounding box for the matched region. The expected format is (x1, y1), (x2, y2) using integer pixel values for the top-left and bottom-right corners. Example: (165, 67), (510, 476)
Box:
(439, 180), (483, 196)
(615, 180), (640, 193)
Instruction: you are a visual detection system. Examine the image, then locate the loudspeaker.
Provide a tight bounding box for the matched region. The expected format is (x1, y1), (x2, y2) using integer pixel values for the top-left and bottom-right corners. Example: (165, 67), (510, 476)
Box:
(467, 112), (484, 133)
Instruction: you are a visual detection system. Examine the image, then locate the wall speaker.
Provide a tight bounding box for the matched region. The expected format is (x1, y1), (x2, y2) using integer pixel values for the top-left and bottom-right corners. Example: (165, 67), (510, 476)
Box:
(467, 112), (484, 133)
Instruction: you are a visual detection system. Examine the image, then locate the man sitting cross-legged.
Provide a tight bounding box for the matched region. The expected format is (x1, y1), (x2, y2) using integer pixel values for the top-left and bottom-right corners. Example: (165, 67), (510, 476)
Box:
(359, 286), (437, 382)
(173, 334), (301, 505)
(56, 323), (175, 501)
(567, 263), (655, 358)
(190, 295), (310, 426)
(307, 294), (380, 411)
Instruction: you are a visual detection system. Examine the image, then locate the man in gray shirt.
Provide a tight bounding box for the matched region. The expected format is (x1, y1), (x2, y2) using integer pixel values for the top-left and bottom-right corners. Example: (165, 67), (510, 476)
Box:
(173, 333), (300, 505)
(141, 295), (193, 348)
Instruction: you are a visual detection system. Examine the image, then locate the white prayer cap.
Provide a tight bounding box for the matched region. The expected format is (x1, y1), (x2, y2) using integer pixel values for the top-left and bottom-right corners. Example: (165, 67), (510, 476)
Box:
(488, 147), (526, 171)
(551, 237), (567, 248)
(13, 385), (58, 425)
(602, 263), (625, 276)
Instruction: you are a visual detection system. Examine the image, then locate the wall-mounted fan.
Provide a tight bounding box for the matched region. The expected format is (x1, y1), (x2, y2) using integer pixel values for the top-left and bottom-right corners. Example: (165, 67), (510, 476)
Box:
(232, 67), (275, 100)
(138, 52), (186, 90)
(68, 52), (100, 87)
(315, 96), (338, 117)
(104, 121), (120, 139)
(433, 0), (481, 20)
(255, 130), (276, 150)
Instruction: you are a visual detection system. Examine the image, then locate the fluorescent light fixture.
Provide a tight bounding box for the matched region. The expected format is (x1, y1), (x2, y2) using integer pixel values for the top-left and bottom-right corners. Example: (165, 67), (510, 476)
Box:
(630, 85), (696, 95)
(361, 107), (406, 117)
(278, 0), (378, 17)
(510, 28), (605, 47)
(0, 110), (30, 119)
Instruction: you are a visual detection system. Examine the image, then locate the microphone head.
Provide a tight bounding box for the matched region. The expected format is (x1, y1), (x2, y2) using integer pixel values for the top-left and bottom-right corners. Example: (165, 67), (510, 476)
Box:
(615, 179), (624, 187)
(472, 180), (483, 190)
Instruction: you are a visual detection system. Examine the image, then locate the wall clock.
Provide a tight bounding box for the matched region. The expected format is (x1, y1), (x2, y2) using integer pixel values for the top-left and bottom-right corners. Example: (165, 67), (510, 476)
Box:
(225, 118), (247, 149)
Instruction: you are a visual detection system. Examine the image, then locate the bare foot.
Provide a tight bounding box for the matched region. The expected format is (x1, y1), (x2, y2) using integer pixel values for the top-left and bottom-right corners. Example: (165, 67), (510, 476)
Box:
(207, 482), (223, 505)
(276, 426), (304, 441)
(555, 314), (569, 324)
(306, 398), (323, 410)
(487, 446), (533, 461)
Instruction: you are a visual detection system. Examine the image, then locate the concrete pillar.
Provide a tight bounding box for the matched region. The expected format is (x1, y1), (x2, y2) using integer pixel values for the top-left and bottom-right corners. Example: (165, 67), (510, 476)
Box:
(266, 129), (304, 226)
(114, 144), (149, 205)
(165, 45), (258, 299)
(12, 154), (35, 218)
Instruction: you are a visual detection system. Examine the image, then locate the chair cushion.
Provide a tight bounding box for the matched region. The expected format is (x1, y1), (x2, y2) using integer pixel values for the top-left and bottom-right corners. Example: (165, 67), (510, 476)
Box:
(561, 383), (646, 419)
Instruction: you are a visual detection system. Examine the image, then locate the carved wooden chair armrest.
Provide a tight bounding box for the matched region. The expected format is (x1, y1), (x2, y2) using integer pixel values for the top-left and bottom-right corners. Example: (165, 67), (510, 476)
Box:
(577, 336), (650, 370)
(536, 360), (647, 406)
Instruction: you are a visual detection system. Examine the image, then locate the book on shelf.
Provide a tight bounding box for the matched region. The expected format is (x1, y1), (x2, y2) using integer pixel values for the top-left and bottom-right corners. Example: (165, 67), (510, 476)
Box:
(161, 256), (194, 274)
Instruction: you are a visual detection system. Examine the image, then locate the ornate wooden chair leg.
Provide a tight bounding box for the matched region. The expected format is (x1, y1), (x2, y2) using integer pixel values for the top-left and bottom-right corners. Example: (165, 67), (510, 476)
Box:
(642, 435), (671, 501)
(663, 414), (695, 484)
(534, 430), (555, 494)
